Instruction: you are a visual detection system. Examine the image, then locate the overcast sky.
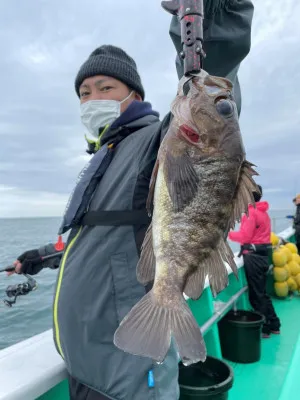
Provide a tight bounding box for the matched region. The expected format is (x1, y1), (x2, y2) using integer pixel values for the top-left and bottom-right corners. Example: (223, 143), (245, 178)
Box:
(0, 0), (298, 218)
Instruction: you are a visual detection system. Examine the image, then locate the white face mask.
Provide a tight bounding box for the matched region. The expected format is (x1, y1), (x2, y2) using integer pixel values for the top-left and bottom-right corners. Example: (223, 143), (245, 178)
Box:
(80, 91), (133, 139)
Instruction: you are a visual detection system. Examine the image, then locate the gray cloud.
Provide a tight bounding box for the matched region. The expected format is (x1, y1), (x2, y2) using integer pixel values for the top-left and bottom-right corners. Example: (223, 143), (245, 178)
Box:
(0, 0), (299, 217)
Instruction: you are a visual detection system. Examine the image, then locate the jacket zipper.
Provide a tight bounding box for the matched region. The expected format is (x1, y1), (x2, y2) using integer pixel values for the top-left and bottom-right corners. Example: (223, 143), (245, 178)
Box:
(53, 227), (82, 358)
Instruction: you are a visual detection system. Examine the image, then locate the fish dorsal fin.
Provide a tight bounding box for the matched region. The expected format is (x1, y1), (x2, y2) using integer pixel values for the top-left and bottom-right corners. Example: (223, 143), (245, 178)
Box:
(229, 160), (259, 230)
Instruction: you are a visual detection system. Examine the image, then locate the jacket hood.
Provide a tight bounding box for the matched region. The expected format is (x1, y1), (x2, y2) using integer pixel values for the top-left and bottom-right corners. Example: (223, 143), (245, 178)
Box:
(255, 201), (269, 212)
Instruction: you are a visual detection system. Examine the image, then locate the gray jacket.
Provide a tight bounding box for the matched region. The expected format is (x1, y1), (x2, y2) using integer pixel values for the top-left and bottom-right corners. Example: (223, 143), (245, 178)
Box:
(39, 1), (254, 399)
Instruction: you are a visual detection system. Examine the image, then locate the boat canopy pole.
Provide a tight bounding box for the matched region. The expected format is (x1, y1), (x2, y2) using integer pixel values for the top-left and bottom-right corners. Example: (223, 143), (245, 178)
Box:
(161, 0), (205, 76)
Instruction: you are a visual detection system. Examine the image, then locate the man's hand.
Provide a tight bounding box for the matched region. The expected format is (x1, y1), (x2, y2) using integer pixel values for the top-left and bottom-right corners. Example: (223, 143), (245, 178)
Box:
(7, 249), (43, 276)
(7, 260), (22, 275)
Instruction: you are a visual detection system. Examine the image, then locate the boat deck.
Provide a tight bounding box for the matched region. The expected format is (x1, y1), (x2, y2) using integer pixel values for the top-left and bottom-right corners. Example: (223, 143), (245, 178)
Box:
(229, 294), (300, 400)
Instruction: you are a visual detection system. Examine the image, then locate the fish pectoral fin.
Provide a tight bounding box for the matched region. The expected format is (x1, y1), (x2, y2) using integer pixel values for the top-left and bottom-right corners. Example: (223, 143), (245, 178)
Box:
(183, 267), (207, 300)
(146, 159), (159, 215)
(229, 160), (259, 230)
(164, 150), (199, 212)
(114, 290), (207, 366)
(136, 223), (156, 285)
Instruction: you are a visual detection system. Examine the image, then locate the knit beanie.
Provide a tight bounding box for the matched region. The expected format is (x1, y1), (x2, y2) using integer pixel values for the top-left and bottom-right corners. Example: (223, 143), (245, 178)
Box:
(75, 45), (145, 100)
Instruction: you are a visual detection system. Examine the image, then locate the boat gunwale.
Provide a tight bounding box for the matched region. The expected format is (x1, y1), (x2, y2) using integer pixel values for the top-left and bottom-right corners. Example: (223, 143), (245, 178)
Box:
(0, 226), (295, 400)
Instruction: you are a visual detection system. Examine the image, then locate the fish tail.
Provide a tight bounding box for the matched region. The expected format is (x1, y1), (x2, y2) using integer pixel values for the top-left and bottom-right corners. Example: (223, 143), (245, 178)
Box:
(113, 290), (207, 365)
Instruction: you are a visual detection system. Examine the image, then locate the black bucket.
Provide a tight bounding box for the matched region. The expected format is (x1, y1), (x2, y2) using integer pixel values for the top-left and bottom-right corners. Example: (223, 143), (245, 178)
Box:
(218, 309), (264, 363)
(178, 356), (234, 400)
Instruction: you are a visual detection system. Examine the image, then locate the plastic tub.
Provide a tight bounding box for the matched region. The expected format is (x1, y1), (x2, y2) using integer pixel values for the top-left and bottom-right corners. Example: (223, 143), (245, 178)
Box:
(218, 309), (264, 363)
(178, 356), (234, 399)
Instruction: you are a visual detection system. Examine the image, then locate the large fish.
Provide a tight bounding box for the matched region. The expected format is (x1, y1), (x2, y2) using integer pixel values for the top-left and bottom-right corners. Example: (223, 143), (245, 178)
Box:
(114, 70), (259, 366)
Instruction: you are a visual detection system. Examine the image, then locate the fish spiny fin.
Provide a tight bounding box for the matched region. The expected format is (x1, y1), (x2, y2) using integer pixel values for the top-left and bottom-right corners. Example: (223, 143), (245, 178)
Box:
(164, 150), (199, 212)
(136, 223), (156, 285)
(114, 290), (206, 365)
(183, 267), (207, 300)
(201, 241), (231, 298)
(146, 159), (159, 216)
(229, 160), (259, 229)
(219, 239), (238, 278)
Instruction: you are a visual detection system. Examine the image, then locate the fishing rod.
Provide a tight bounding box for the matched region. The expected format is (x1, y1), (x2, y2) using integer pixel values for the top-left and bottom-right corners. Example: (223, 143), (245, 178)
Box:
(0, 251), (64, 307)
(161, 0), (205, 76)
(0, 252), (64, 273)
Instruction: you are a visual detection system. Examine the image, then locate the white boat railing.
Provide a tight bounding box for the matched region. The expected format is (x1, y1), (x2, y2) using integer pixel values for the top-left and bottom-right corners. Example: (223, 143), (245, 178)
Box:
(0, 330), (67, 400)
(0, 226), (295, 400)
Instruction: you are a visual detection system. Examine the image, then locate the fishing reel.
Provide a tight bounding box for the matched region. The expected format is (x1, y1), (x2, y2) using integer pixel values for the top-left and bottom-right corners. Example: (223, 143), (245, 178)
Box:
(3, 274), (38, 307)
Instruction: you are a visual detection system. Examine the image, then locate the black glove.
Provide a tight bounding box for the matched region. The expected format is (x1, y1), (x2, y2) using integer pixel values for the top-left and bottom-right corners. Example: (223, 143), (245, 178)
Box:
(17, 249), (43, 275)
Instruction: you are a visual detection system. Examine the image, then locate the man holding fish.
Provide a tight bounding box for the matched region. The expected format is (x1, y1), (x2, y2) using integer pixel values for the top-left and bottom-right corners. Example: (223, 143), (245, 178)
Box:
(8, 1), (255, 399)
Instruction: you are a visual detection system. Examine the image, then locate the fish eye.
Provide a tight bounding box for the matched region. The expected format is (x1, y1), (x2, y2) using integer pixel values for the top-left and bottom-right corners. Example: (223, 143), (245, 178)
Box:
(215, 99), (234, 117)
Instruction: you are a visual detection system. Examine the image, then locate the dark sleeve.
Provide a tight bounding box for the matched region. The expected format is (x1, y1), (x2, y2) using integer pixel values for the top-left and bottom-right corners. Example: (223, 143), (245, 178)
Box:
(169, 0), (254, 115)
(295, 206), (300, 226)
(38, 243), (63, 270)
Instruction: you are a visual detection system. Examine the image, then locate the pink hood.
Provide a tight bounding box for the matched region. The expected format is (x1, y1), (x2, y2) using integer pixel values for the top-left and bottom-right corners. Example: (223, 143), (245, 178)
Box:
(253, 201), (269, 213)
(228, 201), (271, 245)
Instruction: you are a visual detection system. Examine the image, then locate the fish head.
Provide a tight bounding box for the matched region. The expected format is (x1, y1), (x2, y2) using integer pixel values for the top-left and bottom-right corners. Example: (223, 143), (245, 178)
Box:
(172, 71), (245, 161)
